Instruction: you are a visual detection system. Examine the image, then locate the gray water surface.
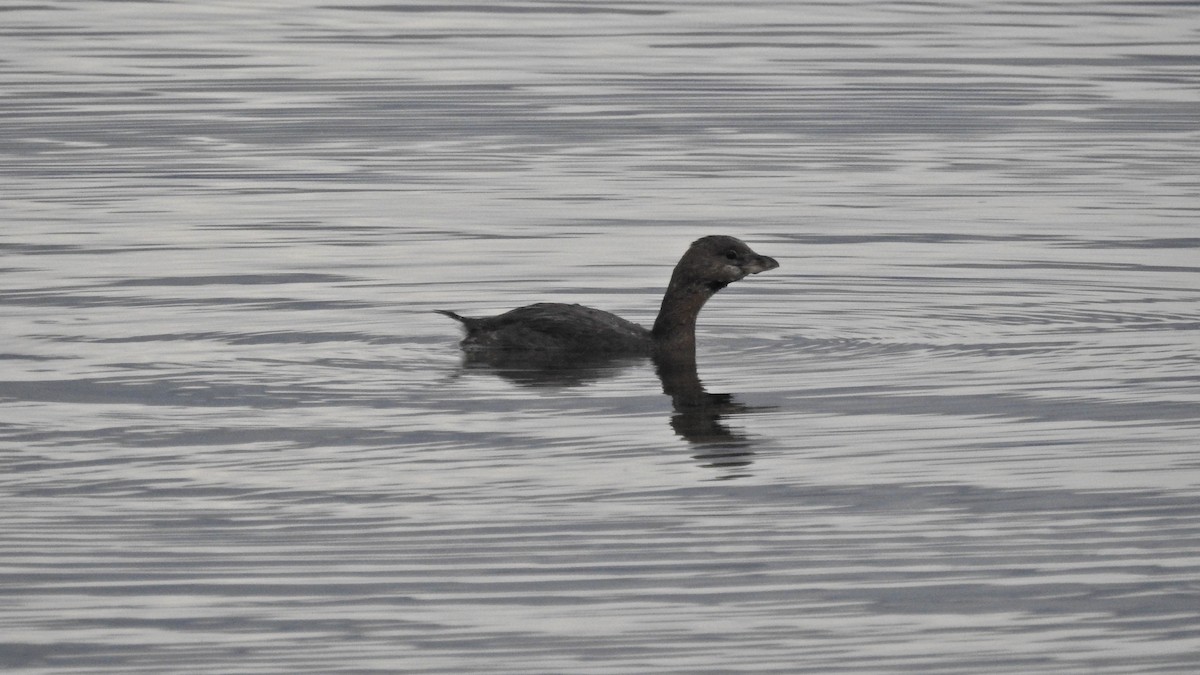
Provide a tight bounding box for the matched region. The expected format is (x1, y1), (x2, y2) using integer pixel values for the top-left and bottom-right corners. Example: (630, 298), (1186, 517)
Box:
(3, 1), (1199, 673)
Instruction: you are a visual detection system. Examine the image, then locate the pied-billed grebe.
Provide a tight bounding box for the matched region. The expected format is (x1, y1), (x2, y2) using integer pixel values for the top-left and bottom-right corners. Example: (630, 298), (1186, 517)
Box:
(438, 235), (778, 357)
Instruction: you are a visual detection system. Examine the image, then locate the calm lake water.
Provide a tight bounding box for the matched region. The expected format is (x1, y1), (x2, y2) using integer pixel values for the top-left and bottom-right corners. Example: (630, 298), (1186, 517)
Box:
(3, 1), (1199, 672)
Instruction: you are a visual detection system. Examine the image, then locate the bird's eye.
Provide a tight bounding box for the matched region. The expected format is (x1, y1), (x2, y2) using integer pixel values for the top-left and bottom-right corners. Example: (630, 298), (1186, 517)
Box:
(724, 249), (739, 261)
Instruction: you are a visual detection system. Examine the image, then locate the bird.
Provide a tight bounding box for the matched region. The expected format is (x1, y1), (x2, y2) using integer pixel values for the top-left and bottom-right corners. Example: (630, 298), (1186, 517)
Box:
(437, 235), (778, 359)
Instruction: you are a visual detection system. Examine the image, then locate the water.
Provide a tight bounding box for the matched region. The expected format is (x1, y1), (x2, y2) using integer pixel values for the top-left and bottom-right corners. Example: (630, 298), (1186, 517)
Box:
(3, 1), (1199, 672)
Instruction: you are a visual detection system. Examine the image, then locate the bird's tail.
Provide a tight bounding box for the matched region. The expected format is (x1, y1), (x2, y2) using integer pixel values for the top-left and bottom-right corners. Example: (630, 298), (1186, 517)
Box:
(434, 309), (466, 323)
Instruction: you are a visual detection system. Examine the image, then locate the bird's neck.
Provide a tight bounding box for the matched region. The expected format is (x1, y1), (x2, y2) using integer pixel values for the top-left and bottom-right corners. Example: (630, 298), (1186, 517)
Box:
(651, 275), (719, 353)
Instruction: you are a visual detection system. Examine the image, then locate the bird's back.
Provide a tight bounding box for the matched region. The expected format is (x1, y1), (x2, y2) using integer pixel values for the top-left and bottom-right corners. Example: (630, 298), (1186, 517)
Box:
(438, 303), (652, 354)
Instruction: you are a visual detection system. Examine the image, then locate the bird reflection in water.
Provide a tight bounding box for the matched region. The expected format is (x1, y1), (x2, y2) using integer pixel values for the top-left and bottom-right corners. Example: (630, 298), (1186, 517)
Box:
(453, 349), (767, 476)
(654, 355), (759, 475)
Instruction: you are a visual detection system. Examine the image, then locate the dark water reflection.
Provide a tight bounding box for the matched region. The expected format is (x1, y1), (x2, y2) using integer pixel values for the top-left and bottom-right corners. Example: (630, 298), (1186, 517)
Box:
(452, 349), (763, 469)
(654, 356), (761, 470)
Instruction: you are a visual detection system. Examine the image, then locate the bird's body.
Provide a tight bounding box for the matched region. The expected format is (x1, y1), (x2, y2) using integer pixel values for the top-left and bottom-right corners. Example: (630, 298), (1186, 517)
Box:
(436, 303), (653, 355)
